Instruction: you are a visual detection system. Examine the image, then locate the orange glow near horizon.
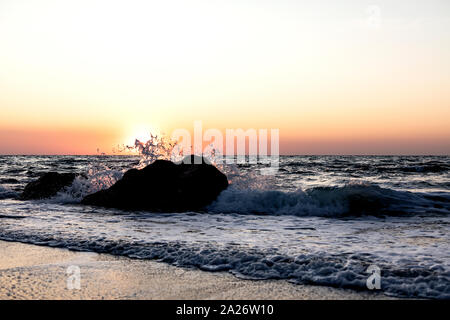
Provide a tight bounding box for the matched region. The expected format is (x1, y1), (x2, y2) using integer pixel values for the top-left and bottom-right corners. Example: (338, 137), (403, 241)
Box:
(1, 0), (449, 155)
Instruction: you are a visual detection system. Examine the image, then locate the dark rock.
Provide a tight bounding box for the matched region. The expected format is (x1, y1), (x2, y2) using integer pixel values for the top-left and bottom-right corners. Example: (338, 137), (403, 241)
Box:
(81, 155), (229, 212)
(20, 172), (76, 200)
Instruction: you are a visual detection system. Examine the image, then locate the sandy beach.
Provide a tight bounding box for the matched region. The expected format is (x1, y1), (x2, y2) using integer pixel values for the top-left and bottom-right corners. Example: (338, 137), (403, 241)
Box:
(0, 240), (393, 300)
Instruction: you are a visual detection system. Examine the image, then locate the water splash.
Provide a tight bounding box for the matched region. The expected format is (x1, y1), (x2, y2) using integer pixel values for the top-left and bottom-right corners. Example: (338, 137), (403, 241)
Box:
(121, 133), (277, 194)
(124, 134), (179, 168)
(43, 131), (277, 203)
(121, 132), (226, 168)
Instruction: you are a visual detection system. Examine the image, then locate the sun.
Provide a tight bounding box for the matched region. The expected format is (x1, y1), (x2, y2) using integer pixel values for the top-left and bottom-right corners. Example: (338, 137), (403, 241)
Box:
(125, 124), (161, 147)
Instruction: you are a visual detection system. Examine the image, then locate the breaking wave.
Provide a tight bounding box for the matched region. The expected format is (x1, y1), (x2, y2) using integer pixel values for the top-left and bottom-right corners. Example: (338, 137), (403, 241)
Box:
(208, 183), (450, 217)
(0, 185), (17, 199)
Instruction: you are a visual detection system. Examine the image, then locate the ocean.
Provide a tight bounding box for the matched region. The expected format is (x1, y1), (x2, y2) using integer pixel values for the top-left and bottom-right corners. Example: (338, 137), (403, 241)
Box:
(0, 155), (449, 299)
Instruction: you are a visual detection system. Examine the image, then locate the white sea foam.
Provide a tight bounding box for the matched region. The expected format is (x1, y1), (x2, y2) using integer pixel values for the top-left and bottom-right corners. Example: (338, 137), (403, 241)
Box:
(53, 169), (124, 203)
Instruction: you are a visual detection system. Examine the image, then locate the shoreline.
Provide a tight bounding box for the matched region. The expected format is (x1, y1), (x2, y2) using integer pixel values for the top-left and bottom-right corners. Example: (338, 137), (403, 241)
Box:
(0, 240), (394, 300)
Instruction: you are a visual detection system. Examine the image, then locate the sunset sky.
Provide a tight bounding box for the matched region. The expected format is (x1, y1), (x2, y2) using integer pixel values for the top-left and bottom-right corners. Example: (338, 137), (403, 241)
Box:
(1, 0), (449, 155)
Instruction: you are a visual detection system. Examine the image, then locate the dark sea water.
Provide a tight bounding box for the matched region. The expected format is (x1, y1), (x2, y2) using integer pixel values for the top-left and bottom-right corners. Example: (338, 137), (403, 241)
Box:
(0, 155), (449, 299)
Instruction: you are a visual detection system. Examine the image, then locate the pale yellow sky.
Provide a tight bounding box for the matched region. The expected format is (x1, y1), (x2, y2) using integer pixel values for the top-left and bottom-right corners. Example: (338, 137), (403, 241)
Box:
(0, 0), (449, 154)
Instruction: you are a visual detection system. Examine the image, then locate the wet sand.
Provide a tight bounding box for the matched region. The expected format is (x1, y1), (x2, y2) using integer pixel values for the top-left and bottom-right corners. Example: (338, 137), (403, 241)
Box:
(0, 240), (393, 300)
